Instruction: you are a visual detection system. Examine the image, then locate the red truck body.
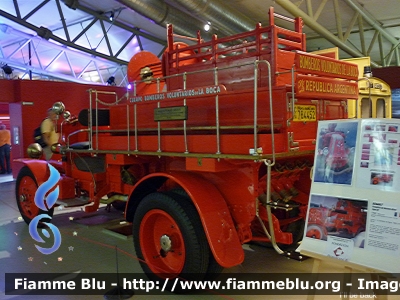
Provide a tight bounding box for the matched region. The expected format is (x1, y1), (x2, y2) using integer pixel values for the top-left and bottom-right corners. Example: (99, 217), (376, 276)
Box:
(16, 7), (359, 282)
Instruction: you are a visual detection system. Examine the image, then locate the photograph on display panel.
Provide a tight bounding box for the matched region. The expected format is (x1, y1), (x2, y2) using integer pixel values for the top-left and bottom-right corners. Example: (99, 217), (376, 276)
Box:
(356, 119), (400, 191)
(313, 121), (358, 185)
(305, 194), (368, 248)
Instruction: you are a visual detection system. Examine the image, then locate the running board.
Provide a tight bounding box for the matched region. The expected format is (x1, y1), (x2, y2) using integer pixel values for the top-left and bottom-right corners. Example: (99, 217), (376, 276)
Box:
(56, 198), (90, 207)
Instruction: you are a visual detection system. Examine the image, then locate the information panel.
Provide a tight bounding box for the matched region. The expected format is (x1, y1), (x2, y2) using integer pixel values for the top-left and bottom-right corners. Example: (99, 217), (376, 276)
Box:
(299, 119), (400, 274)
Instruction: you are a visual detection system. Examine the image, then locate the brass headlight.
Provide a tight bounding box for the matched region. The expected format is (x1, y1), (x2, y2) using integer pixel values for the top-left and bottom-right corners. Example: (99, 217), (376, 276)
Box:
(27, 143), (43, 159)
(52, 102), (65, 115)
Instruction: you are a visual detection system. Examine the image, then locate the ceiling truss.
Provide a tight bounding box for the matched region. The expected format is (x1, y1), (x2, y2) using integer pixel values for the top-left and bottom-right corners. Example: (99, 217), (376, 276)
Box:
(0, 24), (127, 84)
(0, 0), (166, 84)
(1, 0), (400, 85)
(277, 0), (400, 67)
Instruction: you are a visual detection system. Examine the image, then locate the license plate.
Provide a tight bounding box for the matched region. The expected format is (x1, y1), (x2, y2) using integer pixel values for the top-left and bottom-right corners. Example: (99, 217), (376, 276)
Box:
(294, 105), (316, 121)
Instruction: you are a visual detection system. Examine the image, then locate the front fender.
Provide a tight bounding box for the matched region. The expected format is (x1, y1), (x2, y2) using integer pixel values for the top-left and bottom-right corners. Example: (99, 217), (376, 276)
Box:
(126, 171), (244, 268)
(14, 159), (51, 186)
(14, 159), (63, 186)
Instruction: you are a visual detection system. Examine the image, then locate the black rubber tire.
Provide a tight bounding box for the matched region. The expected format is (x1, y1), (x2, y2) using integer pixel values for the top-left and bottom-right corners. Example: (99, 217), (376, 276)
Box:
(15, 166), (54, 225)
(133, 192), (209, 291)
(167, 188), (224, 280)
(203, 255), (224, 280)
(168, 187), (189, 198)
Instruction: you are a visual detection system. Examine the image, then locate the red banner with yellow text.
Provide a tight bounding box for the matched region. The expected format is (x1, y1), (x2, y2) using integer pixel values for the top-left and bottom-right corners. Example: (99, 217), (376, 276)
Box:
(296, 75), (358, 100)
(295, 51), (359, 80)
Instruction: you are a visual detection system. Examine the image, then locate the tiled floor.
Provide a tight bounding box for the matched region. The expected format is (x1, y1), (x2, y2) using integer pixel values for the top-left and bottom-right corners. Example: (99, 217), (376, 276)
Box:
(0, 174), (13, 184)
(0, 178), (390, 300)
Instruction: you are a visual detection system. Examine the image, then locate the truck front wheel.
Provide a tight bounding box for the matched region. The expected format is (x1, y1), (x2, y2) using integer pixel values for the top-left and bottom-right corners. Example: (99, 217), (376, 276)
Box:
(133, 192), (209, 284)
(15, 166), (54, 225)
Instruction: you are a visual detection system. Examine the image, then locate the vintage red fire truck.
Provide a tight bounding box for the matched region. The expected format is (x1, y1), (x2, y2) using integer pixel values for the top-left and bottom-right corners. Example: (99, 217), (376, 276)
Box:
(306, 199), (367, 240)
(15, 8), (359, 281)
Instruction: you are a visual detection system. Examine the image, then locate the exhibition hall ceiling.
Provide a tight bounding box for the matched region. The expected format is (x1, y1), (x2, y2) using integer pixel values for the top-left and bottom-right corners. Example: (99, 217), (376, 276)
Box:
(0, 0), (399, 85)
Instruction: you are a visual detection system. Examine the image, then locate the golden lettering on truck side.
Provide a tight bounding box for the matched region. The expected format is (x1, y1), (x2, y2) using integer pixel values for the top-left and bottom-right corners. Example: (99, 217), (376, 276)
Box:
(297, 53), (359, 79)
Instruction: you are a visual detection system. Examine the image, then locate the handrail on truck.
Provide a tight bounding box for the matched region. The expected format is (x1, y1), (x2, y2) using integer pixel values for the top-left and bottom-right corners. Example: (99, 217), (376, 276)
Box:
(70, 59), (280, 161)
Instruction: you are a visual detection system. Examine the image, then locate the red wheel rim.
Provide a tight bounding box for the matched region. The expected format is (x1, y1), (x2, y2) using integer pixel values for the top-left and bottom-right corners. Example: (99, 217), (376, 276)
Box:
(307, 227), (322, 239)
(18, 175), (39, 219)
(139, 209), (185, 275)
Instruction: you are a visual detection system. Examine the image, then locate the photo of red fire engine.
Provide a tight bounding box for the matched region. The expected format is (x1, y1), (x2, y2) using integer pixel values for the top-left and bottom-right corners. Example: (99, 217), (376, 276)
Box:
(355, 120), (400, 191)
(314, 122), (358, 185)
(370, 172), (394, 186)
(306, 195), (367, 248)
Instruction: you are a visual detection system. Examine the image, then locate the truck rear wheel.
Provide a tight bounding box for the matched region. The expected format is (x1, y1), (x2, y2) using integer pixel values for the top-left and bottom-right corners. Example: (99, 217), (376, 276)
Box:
(15, 166), (54, 225)
(133, 192), (209, 284)
(168, 188), (223, 280)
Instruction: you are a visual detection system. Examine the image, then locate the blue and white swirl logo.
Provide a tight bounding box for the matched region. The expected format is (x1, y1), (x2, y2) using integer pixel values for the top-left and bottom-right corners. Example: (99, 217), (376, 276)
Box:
(28, 164), (62, 255)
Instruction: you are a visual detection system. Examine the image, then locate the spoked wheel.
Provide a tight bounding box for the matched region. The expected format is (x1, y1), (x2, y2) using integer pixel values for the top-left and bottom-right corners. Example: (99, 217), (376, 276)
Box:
(133, 192), (209, 287)
(15, 166), (54, 225)
(306, 224), (327, 240)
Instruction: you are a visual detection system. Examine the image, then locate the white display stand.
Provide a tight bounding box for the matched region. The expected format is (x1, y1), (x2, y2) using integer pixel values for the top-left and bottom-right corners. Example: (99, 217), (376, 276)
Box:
(301, 250), (389, 300)
(298, 119), (400, 299)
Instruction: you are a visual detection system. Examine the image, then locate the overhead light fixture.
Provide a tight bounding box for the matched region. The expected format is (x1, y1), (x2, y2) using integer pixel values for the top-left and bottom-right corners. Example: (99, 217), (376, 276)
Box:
(1, 64), (13, 75)
(64, 0), (79, 10)
(204, 21), (211, 32)
(109, 11), (114, 22)
(107, 76), (116, 86)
